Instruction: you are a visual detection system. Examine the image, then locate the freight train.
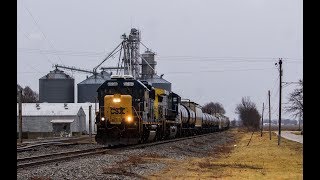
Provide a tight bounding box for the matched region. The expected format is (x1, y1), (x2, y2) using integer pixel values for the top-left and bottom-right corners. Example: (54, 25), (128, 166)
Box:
(95, 75), (230, 145)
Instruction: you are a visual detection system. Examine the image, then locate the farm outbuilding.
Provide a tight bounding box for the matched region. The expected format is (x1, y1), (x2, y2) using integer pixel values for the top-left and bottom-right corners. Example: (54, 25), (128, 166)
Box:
(16, 103), (88, 139)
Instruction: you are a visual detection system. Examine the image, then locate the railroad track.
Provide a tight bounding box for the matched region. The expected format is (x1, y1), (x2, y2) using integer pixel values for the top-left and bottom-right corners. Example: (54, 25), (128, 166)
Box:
(17, 131), (220, 169)
(17, 136), (94, 152)
(17, 142), (80, 152)
(17, 147), (109, 169)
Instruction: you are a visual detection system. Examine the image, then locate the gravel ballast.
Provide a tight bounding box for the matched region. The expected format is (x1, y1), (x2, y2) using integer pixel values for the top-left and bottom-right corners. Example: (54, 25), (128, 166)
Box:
(17, 130), (235, 179)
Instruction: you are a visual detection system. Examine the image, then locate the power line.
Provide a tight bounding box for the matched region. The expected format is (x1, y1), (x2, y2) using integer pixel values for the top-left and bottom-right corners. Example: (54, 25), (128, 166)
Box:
(17, 25), (31, 40)
(165, 68), (275, 74)
(17, 48), (105, 57)
(157, 55), (303, 61)
(158, 55), (300, 59)
(16, 48), (304, 63)
(20, 0), (63, 64)
(158, 58), (302, 63)
(270, 76), (280, 95)
(17, 24), (54, 65)
(17, 50), (303, 64)
(18, 72), (48, 74)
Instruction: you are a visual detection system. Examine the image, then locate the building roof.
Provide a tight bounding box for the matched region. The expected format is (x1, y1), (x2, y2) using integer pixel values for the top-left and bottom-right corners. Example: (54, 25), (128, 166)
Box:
(78, 71), (111, 85)
(16, 103), (86, 116)
(51, 119), (75, 123)
(40, 69), (73, 80)
(143, 74), (171, 84)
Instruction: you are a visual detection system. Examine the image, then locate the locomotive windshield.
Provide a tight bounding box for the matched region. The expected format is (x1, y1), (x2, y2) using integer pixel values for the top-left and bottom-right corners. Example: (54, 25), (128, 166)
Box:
(97, 79), (148, 111)
(101, 86), (144, 97)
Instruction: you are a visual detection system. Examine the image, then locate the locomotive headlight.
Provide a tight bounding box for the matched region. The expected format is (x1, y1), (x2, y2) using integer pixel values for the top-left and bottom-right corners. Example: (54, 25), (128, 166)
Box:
(113, 98), (121, 103)
(101, 117), (105, 121)
(126, 116), (133, 123)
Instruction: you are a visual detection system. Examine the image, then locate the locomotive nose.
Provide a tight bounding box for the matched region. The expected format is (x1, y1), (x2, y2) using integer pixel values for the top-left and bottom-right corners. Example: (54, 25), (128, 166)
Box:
(112, 94), (121, 103)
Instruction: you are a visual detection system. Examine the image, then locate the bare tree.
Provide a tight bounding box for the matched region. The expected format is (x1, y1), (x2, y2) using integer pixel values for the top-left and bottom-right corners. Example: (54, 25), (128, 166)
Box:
(17, 84), (23, 102)
(202, 102), (226, 115)
(231, 119), (237, 127)
(285, 79), (303, 120)
(235, 97), (261, 130)
(17, 84), (39, 103)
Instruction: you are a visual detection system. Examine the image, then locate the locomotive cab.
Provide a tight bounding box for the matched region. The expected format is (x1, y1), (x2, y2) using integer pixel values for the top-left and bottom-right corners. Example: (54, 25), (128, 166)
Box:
(95, 75), (150, 144)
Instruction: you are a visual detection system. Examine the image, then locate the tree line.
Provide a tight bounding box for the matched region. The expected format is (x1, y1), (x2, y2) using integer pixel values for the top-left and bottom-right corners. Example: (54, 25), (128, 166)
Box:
(17, 84), (39, 103)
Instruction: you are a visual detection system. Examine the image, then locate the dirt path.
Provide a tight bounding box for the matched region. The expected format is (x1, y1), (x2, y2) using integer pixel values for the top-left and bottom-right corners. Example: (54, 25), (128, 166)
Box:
(275, 131), (303, 144)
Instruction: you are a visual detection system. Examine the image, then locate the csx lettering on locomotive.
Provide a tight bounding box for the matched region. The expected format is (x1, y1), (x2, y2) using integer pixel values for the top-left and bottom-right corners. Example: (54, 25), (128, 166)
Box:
(110, 107), (125, 114)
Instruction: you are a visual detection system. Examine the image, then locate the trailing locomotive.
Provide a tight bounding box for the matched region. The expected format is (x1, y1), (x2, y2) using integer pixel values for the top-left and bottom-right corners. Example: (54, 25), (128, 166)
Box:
(95, 74), (229, 145)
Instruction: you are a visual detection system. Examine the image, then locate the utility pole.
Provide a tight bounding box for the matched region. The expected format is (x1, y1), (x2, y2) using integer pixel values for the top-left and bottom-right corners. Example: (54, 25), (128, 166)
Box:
(298, 112), (301, 131)
(261, 103), (264, 137)
(278, 58), (283, 145)
(89, 105), (92, 142)
(268, 90), (271, 140)
(18, 90), (23, 144)
(94, 97), (97, 133)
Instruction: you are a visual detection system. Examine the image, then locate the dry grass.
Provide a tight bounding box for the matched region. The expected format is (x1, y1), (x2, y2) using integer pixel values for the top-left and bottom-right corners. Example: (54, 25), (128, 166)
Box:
(148, 128), (303, 179)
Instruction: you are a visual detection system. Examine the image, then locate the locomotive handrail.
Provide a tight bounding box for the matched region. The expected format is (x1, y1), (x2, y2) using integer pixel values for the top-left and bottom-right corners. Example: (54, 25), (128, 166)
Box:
(132, 106), (142, 121)
(132, 106), (143, 133)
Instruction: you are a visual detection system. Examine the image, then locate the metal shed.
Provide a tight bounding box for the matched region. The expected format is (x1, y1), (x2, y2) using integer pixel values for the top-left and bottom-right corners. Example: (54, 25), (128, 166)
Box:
(16, 103), (86, 139)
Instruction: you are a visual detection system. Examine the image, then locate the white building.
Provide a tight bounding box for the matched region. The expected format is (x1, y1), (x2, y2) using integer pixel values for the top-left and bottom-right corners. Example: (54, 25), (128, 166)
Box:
(16, 103), (98, 139)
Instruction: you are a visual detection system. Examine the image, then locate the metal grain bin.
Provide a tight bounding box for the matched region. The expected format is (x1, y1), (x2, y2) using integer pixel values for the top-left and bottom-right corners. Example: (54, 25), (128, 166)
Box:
(39, 68), (74, 103)
(77, 71), (111, 103)
(141, 50), (157, 79)
(143, 74), (171, 92)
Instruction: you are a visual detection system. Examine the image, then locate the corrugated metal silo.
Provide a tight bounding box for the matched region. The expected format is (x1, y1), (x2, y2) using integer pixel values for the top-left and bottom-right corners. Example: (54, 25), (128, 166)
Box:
(141, 50), (156, 79)
(77, 71), (111, 103)
(39, 68), (74, 103)
(144, 74), (172, 92)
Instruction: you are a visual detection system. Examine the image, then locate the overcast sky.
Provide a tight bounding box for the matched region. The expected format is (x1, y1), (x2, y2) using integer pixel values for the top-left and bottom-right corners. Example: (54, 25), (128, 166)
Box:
(17, 0), (303, 121)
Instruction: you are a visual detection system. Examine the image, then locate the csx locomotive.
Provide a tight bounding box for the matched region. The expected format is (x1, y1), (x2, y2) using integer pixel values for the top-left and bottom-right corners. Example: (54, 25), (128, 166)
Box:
(95, 75), (229, 145)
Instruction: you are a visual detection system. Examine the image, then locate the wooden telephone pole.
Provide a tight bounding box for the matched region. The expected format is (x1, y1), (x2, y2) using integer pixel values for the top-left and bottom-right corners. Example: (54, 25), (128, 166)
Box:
(268, 90), (271, 140)
(277, 58), (283, 145)
(89, 105), (92, 142)
(261, 103), (264, 137)
(18, 90), (23, 143)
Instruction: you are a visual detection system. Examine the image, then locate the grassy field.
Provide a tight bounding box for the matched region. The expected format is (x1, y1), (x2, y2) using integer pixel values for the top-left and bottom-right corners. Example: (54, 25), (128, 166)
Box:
(148, 128), (303, 179)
